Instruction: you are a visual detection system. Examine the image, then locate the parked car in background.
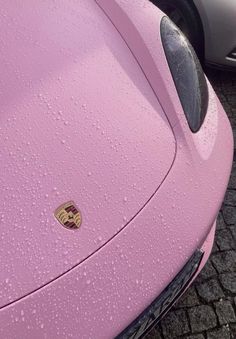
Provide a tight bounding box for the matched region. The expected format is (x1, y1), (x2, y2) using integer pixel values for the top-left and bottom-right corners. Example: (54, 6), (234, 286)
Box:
(0, 1), (233, 338)
(150, 0), (236, 69)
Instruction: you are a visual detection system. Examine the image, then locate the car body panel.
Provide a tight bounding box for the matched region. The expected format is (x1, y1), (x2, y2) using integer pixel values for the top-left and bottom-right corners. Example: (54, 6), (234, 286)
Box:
(119, 222), (216, 338)
(0, 85), (233, 338)
(0, 0), (233, 338)
(193, 0), (236, 67)
(0, 0), (176, 308)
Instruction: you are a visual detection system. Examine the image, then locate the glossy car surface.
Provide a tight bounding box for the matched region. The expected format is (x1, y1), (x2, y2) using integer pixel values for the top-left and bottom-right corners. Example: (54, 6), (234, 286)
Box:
(0, 0), (233, 338)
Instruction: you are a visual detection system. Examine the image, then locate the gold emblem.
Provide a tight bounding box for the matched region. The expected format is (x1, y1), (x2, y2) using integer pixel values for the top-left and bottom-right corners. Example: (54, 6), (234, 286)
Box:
(55, 201), (82, 230)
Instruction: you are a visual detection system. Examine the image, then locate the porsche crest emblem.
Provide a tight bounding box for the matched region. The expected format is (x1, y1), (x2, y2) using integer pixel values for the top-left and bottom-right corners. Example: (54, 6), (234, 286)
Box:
(55, 201), (82, 230)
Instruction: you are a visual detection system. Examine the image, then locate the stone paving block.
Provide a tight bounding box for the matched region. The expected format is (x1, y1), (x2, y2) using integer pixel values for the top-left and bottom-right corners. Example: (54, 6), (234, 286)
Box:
(145, 328), (162, 339)
(211, 242), (219, 254)
(216, 212), (227, 230)
(215, 229), (235, 251)
(175, 287), (200, 308)
(207, 326), (231, 339)
(231, 323), (236, 339)
(211, 251), (236, 273)
(223, 206), (236, 225)
(233, 131), (236, 151)
(161, 310), (190, 338)
(188, 305), (217, 332)
(197, 260), (216, 281)
(214, 300), (236, 325)
(228, 163), (236, 189)
(230, 226), (236, 241)
(196, 278), (224, 302)
(224, 190), (236, 206)
(186, 335), (205, 339)
(220, 273), (236, 294)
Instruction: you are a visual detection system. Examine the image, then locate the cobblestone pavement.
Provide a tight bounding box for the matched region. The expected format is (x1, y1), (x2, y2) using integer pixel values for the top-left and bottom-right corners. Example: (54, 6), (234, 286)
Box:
(147, 69), (236, 339)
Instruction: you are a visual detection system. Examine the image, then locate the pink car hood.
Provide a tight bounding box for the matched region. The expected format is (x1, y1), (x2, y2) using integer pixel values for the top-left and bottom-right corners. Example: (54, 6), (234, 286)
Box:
(0, 0), (175, 307)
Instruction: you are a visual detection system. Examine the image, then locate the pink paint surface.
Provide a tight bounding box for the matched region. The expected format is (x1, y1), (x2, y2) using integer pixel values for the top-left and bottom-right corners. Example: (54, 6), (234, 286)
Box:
(0, 0), (175, 307)
(0, 0), (233, 338)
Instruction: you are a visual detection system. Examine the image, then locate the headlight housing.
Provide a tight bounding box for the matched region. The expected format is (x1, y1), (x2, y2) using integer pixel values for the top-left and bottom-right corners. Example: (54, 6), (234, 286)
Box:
(161, 17), (208, 133)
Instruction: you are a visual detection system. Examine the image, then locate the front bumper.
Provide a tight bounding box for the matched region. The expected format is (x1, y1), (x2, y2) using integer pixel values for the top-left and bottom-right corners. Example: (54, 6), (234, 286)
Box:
(117, 221), (216, 339)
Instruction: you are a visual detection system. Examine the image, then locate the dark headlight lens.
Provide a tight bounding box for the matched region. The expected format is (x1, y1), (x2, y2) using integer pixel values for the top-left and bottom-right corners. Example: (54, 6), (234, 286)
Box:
(161, 17), (208, 133)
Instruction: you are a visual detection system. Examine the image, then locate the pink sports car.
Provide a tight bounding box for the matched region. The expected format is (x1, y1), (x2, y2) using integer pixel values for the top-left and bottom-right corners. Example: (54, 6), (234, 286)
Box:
(0, 1), (233, 338)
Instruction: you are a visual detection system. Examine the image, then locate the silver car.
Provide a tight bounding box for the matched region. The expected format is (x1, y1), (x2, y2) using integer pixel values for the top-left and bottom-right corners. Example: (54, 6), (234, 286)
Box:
(151, 0), (236, 69)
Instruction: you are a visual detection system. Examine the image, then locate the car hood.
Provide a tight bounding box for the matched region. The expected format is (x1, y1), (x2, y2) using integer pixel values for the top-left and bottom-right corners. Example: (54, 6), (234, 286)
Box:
(0, 0), (175, 307)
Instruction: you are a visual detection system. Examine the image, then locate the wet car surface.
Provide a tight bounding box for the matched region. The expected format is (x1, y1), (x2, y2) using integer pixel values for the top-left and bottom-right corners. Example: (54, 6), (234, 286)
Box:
(147, 69), (236, 339)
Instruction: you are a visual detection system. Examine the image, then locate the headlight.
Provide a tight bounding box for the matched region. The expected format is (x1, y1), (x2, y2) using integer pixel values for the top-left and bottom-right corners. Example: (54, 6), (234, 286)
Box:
(161, 17), (208, 133)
